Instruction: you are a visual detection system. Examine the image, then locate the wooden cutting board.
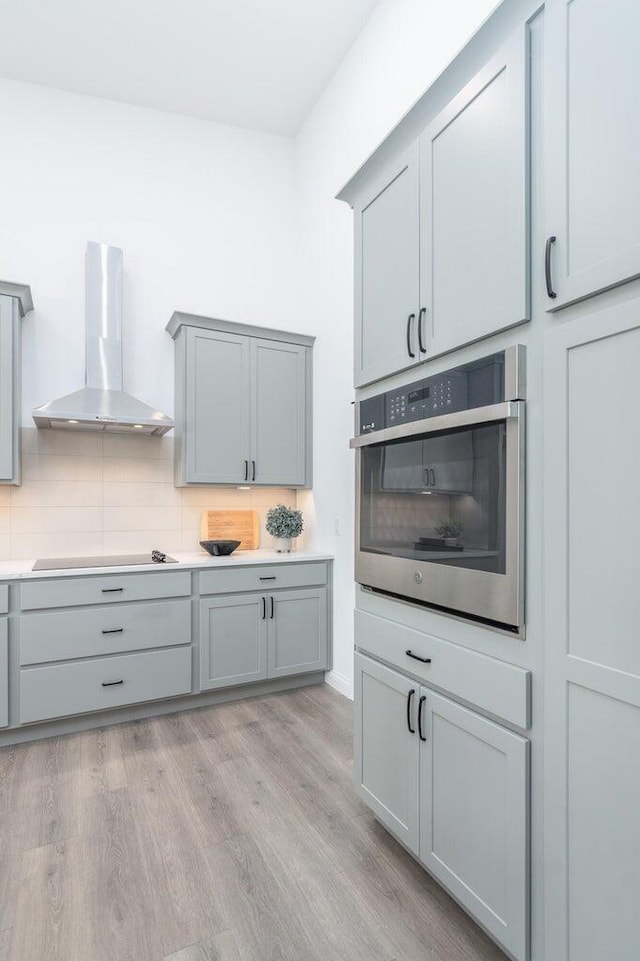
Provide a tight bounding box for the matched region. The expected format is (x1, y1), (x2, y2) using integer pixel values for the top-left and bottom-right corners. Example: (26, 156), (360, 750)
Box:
(199, 510), (259, 551)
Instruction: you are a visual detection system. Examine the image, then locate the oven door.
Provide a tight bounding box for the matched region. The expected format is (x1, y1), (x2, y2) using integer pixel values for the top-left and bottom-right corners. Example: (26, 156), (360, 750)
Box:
(351, 401), (524, 630)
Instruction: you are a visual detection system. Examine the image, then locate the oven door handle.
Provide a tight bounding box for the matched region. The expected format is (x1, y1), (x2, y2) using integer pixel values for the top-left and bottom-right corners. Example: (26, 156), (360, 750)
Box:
(349, 401), (523, 449)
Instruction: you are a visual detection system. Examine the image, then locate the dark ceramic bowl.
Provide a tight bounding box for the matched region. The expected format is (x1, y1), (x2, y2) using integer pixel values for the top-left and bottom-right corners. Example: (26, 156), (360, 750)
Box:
(199, 540), (241, 557)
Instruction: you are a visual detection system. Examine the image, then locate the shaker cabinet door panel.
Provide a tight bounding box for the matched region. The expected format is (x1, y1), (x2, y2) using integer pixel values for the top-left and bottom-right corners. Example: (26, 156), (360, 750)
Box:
(199, 594), (267, 691)
(267, 588), (327, 678)
(251, 339), (307, 486)
(420, 690), (529, 961)
(0, 297), (18, 484)
(354, 144), (421, 387)
(421, 29), (529, 356)
(185, 327), (251, 484)
(544, 0), (640, 309)
(354, 653), (420, 853)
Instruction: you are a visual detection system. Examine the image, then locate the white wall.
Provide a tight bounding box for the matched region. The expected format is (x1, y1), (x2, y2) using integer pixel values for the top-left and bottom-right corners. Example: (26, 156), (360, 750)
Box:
(294, 0), (499, 697)
(0, 78), (297, 420)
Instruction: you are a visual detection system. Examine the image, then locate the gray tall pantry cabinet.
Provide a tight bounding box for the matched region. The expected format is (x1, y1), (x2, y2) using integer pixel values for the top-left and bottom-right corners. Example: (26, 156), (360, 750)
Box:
(167, 313), (313, 487)
(0, 283), (33, 485)
(343, 0), (640, 959)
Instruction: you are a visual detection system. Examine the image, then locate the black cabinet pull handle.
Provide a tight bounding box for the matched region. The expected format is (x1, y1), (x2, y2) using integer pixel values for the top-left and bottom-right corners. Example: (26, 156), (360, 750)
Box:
(406, 649), (432, 664)
(430, 469), (436, 487)
(418, 695), (427, 741)
(101, 628), (124, 635)
(102, 679), (124, 687)
(101, 587), (123, 593)
(545, 236), (557, 299)
(269, 596), (274, 619)
(406, 313), (416, 359)
(417, 307), (427, 354)
(259, 576), (276, 581)
(243, 460), (249, 481)
(261, 596), (266, 619)
(251, 460), (256, 482)
(406, 689), (416, 734)
(423, 466), (430, 487)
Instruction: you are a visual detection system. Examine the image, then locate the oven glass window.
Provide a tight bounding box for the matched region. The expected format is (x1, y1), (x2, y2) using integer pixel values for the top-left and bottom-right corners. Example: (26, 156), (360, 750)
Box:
(359, 423), (507, 574)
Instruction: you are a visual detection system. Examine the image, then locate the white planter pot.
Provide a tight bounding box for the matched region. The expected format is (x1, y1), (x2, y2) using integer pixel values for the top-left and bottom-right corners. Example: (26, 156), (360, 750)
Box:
(274, 537), (293, 553)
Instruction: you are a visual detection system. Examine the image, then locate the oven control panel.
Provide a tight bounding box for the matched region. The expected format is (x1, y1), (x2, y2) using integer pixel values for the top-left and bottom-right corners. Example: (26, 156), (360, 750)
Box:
(358, 351), (506, 434)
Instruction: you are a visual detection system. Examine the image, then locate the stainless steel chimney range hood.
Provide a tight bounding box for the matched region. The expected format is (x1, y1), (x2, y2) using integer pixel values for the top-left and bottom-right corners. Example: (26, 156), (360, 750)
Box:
(33, 243), (174, 436)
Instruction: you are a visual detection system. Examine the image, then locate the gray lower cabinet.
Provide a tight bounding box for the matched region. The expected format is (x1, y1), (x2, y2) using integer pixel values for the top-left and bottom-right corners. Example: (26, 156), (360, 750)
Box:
(354, 652), (529, 961)
(0, 618), (7, 728)
(353, 144), (421, 387)
(199, 593), (267, 691)
(168, 314), (313, 487)
(200, 587), (329, 691)
(544, 0), (640, 309)
(420, 690), (529, 961)
(543, 298), (640, 961)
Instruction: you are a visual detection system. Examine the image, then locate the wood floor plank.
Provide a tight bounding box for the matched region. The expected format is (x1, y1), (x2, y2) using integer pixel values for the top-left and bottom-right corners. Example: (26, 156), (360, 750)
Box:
(0, 684), (507, 961)
(164, 929), (243, 961)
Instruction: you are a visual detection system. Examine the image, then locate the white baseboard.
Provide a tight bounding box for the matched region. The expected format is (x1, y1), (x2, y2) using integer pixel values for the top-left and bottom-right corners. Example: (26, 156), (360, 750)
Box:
(325, 669), (353, 700)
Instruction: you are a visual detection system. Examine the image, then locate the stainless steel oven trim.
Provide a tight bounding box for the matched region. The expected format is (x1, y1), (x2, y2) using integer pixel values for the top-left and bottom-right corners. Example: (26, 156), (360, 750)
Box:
(350, 401), (520, 449)
(353, 401), (525, 631)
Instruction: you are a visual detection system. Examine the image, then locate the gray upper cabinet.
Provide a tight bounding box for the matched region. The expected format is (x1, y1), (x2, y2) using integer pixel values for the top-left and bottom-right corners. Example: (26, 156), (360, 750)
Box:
(544, 0), (640, 309)
(0, 286), (33, 485)
(251, 339), (307, 486)
(168, 314), (313, 487)
(420, 690), (529, 961)
(185, 327), (251, 485)
(420, 28), (529, 356)
(354, 145), (421, 387)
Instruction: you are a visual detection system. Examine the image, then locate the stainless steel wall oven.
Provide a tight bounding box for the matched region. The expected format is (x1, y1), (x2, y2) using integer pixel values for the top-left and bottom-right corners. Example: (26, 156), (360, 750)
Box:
(351, 347), (525, 632)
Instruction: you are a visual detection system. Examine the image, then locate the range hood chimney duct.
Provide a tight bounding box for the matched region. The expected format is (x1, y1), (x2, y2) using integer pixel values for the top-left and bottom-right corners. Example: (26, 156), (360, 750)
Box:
(32, 243), (174, 435)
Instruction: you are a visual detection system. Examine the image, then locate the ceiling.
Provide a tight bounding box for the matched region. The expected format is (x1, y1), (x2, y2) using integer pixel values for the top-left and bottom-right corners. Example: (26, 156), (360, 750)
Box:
(0, 0), (380, 135)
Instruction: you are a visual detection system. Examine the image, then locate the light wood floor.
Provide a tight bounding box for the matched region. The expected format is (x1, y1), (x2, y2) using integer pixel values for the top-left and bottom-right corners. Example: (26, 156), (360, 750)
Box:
(0, 684), (506, 961)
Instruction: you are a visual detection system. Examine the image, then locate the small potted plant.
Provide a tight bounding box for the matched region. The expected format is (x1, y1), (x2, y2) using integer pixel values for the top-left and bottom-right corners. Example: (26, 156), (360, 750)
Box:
(434, 517), (464, 548)
(265, 504), (304, 553)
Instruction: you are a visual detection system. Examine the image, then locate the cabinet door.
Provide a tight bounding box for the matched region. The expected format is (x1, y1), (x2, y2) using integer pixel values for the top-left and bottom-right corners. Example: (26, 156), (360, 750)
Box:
(251, 339), (307, 486)
(0, 296), (16, 484)
(543, 300), (640, 961)
(199, 594), (267, 691)
(267, 588), (327, 678)
(185, 327), (251, 484)
(420, 29), (529, 356)
(0, 619), (7, 728)
(544, 0), (640, 309)
(354, 144), (421, 387)
(354, 652), (419, 854)
(420, 690), (529, 961)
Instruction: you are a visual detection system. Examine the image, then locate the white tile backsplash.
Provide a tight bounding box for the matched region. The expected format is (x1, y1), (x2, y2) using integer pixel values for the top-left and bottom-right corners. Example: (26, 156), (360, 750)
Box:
(4, 429), (298, 560)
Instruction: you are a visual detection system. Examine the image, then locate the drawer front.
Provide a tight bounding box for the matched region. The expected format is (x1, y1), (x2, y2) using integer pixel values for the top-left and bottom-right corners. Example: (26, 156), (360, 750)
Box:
(199, 562), (327, 596)
(0, 584), (8, 615)
(20, 646), (192, 724)
(20, 599), (192, 665)
(355, 610), (530, 729)
(0, 619), (7, 728)
(20, 570), (191, 611)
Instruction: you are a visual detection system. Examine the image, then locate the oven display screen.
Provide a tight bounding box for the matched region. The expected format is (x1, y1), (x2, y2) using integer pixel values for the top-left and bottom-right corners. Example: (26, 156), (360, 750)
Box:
(407, 386), (429, 404)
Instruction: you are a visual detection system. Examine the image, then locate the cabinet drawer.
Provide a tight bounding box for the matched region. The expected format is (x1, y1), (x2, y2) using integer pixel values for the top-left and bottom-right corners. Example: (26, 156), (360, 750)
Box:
(20, 646), (192, 724)
(20, 570), (191, 611)
(199, 562), (327, 596)
(0, 584), (7, 615)
(20, 599), (192, 665)
(355, 610), (530, 729)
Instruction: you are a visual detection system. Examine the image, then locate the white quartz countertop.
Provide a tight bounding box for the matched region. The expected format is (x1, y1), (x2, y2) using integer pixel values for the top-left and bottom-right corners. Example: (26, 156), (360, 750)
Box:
(0, 550), (333, 581)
